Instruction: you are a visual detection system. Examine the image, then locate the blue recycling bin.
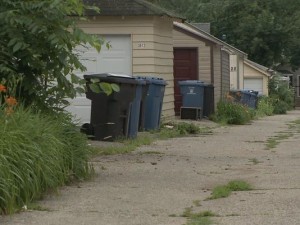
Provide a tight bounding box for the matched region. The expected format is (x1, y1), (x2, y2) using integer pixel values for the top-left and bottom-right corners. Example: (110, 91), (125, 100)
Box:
(135, 76), (167, 130)
(240, 90), (252, 106)
(247, 90), (259, 108)
(178, 80), (206, 109)
(229, 90), (258, 109)
(127, 79), (147, 138)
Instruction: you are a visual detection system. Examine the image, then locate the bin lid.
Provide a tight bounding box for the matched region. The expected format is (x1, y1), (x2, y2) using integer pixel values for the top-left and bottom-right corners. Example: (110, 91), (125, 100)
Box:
(178, 80), (207, 86)
(84, 73), (140, 85)
(135, 76), (167, 86)
(241, 90), (258, 96)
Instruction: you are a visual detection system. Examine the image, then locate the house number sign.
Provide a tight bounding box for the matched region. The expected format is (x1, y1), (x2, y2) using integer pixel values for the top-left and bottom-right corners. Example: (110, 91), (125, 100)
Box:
(138, 43), (146, 48)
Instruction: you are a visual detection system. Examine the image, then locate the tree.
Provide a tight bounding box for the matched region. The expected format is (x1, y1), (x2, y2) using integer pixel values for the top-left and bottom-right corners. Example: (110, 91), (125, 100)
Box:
(0, 0), (103, 112)
(150, 0), (300, 70)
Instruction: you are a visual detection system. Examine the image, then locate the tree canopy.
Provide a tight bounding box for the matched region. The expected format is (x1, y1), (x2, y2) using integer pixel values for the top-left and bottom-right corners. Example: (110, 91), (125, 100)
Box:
(150, 0), (300, 70)
(0, 0), (102, 111)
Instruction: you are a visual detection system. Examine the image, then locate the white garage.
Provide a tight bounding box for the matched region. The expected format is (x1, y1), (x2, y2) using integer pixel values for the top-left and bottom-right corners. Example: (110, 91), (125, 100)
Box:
(244, 78), (263, 94)
(243, 59), (271, 96)
(65, 35), (132, 124)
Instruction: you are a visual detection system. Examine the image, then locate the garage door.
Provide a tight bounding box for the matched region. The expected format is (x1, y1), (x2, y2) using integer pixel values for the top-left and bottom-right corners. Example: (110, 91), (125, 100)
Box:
(244, 78), (263, 94)
(65, 35), (132, 124)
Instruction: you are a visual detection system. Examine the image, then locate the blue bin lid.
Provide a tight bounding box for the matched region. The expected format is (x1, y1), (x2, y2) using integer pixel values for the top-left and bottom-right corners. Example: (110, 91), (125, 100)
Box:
(134, 76), (167, 86)
(178, 80), (206, 86)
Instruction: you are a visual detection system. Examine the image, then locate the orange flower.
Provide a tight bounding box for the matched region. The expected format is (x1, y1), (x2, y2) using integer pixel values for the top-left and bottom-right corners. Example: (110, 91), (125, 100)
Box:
(5, 96), (18, 106)
(5, 107), (14, 116)
(0, 84), (6, 93)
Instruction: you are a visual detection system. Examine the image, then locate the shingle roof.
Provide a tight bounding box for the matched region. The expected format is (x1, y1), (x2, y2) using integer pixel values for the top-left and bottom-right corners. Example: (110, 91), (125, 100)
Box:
(174, 22), (247, 56)
(244, 59), (272, 77)
(83, 0), (183, 19)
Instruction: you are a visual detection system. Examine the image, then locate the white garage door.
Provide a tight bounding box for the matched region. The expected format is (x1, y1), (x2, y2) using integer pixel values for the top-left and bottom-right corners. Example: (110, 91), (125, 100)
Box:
(66, 35), (132, 124)
(244, 78), (263, 95)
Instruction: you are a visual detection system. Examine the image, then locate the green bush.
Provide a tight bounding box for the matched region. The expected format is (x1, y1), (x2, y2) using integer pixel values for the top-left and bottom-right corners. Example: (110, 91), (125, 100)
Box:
(256, 96), (274, 117)
(212, 101), (255, 125)
(268, 74), (294, 114)
(272, 100), (290, 114)
(0, 108), (92, 215)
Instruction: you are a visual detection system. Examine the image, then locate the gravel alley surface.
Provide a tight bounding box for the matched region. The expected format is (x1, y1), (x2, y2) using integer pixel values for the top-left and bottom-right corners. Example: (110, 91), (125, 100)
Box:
(1, 110), (300, 225)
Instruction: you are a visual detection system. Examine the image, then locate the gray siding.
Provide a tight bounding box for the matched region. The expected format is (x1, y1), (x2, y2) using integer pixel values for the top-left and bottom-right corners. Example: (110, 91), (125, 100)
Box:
(221, 50), (230, 100)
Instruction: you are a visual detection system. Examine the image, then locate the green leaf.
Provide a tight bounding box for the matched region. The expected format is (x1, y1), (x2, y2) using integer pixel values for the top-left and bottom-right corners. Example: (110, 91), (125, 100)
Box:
(99, 82), (113, 95)
(90, 78), (100, 83)
(89, 83), (101, 93)
(13, 42), (22, 53)
(111, 83), (120, 92)
(70, 74), (80, 83)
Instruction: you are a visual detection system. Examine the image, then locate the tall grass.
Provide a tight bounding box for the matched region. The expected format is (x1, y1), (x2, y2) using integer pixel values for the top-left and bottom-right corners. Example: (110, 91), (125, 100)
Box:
(211, 101), (255, 125)
(0, 107), (92, 214)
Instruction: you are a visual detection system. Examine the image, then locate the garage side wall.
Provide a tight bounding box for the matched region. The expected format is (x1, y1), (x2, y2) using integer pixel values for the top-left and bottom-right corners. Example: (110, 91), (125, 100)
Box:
(213, 45), (222, 106)
(238, 56), (245, 89)
(77, 16), (175, 118)
(221, 50), (230, 100)
(173, 29), (211, 83)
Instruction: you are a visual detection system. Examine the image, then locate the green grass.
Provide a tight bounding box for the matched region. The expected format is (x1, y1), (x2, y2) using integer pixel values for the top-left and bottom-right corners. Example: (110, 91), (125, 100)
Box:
(265, 133), (293, 150)
(193, 200), (201, 207)
(0, 108), (92, 215)
(207, 180), (252, 200)
(227, 180), (252, 191)
(265, 119), (300, 150)
(212, 101), (255, 125)
(91, 134), (154, 155)
(208, 185), (232, 200)
(92, 122), (212, 156)
(181, 208), (216, 225)
(26, 203), (51, 212)
(248, 158), (260, 165)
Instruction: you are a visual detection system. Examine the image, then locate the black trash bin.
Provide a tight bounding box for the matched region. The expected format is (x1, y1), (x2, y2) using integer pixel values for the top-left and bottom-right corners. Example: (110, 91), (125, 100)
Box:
(84, 73), (140, 141)
(203, 84), (215, 117)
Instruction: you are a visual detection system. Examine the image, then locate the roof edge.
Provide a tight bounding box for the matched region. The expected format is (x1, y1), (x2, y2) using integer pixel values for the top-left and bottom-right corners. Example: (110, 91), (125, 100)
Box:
(176, 22), (247, 57)
(244, 59), (272, 77)
(136, 0), (185, 20)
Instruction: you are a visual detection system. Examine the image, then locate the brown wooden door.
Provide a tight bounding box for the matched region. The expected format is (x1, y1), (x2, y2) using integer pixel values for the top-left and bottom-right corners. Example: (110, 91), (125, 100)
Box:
(173, 48), (198, 115)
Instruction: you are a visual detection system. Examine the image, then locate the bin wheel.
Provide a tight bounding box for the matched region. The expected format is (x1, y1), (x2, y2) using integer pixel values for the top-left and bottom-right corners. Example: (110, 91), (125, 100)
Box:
(80, 123), (94, 136)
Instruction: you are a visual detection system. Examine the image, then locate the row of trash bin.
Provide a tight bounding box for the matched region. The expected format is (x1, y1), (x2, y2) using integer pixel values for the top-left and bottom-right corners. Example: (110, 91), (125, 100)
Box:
(82, 73), (167, 141)
(228, 90), (259, 108)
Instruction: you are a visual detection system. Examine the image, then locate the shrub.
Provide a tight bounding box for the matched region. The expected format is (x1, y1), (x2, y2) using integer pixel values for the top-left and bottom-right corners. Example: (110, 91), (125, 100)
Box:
(268, 74), (294, 114)
(212, 101), (254, 125)
(272, 100), (290, 114)
(0, 108), (92, 215)
(256, 96), (274, 117)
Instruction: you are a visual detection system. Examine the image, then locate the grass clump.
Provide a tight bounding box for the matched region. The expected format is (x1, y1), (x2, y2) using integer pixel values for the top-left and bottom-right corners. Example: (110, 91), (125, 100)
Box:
(211, 101), (255, 125)
(0, 108), (92, 215)
(255, 96), (274, 117)
(265, 133), (293, 150)
(227, 180), (252, 191)
(181, 208), (216, 225)
(91, 134), (154, 155)
(207, 180), (252, 200)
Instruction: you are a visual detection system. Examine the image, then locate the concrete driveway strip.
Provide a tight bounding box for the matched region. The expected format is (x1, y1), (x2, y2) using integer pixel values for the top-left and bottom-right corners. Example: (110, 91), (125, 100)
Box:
(1, 110), (300, 225)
